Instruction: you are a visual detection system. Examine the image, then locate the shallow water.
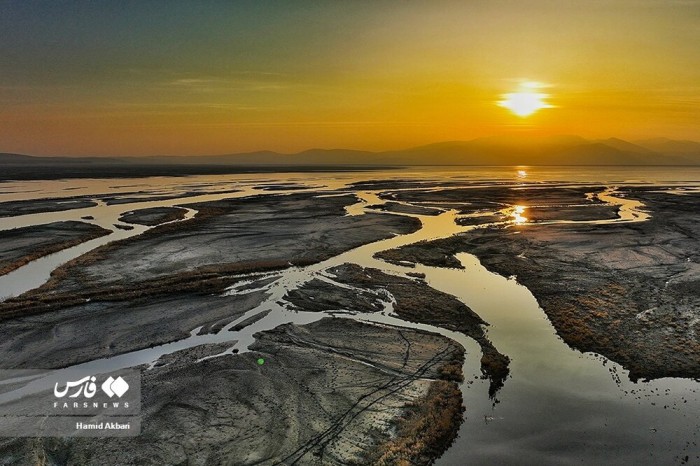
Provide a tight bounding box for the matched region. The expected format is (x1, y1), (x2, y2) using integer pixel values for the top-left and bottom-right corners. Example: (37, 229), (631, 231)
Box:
(433, 253), (699, 465)
(0, 167), (699, 464)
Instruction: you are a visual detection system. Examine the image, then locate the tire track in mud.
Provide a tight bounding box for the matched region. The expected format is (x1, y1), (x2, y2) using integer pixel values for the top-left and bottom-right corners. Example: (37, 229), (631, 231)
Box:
(276, 346), (457, 465)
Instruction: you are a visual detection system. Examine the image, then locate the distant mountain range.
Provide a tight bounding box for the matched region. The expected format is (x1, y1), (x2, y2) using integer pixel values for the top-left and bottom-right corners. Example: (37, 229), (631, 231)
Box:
(2, 135), (700, 167)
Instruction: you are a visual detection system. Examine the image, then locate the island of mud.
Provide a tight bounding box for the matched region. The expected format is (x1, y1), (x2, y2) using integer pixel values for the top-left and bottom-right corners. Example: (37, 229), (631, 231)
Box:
(0, 179), (698, 465)
(378, 185), (700, 381)
(0, 221), (111, 276)
(0, 190), (488, 465)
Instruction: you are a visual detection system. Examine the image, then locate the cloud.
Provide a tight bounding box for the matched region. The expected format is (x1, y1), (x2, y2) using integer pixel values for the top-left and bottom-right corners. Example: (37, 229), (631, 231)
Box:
(164, 75), (290, 93)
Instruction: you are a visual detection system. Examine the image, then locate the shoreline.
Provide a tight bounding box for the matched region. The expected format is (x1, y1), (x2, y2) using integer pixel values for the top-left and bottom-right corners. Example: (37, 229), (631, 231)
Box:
(0, 175), (698, 464)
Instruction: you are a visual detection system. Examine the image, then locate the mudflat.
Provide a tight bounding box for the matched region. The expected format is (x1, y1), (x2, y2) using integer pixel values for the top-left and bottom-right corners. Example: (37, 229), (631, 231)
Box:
(118, 207), (188, 226)
(0, 318), (465, 465)
(378, 186), (700, 381)
(0, 177), (698, 465)
(0, 221), (111, 276)
(0, 288), (267, 369)
(0, 198), (97, 217)
(0, 189), (470, 464)
(31, 192), (419, 294)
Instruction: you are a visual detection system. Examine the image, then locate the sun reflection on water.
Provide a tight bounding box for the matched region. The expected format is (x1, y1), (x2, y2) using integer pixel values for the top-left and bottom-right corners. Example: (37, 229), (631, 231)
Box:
(512, 205), (528, 224)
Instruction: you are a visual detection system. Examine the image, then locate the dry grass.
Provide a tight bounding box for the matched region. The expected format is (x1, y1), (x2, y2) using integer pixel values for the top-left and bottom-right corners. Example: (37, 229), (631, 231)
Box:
(0, 259), (301, 322)
(437, 361), (463, 382)
(369, 380), (464, 466)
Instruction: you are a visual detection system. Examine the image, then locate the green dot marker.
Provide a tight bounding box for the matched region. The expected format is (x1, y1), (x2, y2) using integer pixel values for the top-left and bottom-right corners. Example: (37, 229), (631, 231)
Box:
(257, 358), (265, 366)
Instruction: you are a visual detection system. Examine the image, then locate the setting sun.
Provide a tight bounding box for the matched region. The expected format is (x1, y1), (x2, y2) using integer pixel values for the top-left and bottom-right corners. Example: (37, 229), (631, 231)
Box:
(1, 3), (700, 465)
(499, 83), (552, 117)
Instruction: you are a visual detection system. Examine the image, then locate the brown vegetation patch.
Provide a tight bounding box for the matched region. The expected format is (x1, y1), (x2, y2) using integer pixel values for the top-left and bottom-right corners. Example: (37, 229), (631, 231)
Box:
(376, 240), (464, 269)
(0, 259), (296, 322)
(315, 264), (510, 397)
(368, 380), (464, 466)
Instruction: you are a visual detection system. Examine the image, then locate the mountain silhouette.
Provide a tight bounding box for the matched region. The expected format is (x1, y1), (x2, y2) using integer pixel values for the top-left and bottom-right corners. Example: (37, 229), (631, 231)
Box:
(2, 135), (699, 167)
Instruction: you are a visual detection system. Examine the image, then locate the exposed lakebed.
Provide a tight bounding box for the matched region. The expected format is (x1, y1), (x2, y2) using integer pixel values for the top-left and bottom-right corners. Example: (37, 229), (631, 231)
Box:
(0, 167), (698, 465)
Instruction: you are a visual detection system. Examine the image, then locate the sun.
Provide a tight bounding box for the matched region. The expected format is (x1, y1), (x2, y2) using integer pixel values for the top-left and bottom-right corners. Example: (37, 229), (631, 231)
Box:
(499, 82), (552, 117)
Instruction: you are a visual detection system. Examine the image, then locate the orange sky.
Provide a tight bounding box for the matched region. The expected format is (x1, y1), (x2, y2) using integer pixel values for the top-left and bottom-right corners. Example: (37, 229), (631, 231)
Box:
(1, 1), (699, 156)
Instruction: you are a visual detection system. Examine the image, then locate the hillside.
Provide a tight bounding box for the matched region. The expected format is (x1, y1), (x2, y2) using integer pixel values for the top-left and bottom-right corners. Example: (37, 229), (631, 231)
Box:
(2, 136), (699, 170)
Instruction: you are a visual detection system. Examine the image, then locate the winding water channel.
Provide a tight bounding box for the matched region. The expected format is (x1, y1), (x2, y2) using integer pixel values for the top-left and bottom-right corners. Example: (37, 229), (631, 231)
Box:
(0, 168), (699, 464)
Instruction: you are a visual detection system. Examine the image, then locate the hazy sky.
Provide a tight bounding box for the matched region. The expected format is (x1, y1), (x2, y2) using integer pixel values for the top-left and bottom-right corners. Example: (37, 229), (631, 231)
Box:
(1, 0), (699, 155)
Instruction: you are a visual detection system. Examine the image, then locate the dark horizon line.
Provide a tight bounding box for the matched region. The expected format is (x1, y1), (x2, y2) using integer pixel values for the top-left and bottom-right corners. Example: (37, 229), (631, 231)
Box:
(2, 134), (700, 159)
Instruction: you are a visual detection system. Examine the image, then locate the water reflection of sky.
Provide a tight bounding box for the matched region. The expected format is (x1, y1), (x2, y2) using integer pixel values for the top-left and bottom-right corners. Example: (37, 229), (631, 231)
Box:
(2, 166), (700, 203)
(0, 167), (698, 464)
(512, 205), (528, 224)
